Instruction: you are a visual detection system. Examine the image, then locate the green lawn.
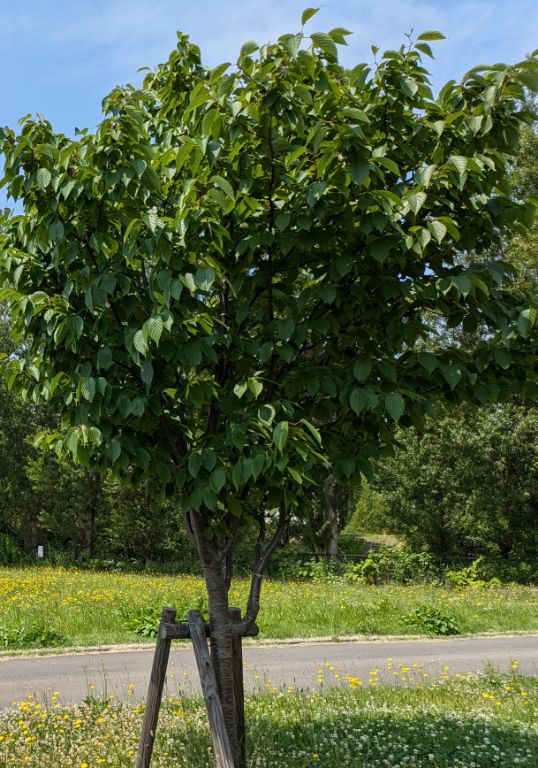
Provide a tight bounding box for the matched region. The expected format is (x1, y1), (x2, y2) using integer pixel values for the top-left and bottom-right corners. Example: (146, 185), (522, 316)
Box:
(0, 567), (536, 650)
(1, 670), (536, 767)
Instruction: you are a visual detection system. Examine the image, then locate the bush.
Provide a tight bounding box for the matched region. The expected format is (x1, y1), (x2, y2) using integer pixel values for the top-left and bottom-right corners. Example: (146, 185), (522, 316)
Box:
(0, 621), (66, 648)
(344, 547), (439, 585)
(344, 558), (378, 584)
(446, 557), (501, 590)
(0, 532), (28, 566)
(403, 606), (461, 636)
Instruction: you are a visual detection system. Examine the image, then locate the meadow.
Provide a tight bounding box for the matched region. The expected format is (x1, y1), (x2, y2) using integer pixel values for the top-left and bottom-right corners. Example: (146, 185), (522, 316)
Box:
(0, 567), (537, 650)
(0, 665), (536, 767)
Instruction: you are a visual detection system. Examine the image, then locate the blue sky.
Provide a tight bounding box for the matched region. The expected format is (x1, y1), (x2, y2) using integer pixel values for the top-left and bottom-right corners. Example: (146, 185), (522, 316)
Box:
(1, 0), (537, 137)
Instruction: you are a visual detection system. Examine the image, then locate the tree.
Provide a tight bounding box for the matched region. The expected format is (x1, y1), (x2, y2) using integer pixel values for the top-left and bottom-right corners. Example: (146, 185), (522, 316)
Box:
(1, 15), (537, 762)
(371, 404), (538, 562)
(293, 476), (356, 558)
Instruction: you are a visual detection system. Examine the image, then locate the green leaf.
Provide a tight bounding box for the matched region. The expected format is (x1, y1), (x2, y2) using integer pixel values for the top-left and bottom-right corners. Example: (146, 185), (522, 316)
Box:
(143, 210), (159, 234)
(415, 42), (434, 58)
(96, 346), (113, 370)
(144, 316), (164, 345)
(438, 216), (460, 241)
(258, 404), (276, 424)
(517, 308), (537, 336)
(353, 360), (372, 381)
(212, 175), (234, 201)
(66, 430), (79, 455)
(385, 393), (405, 422)
(277, 318), (295, 342)
(406, 191), (427, 215)
(350, 388), (367, 415)
(370, 240), (391, 263)
(417, 30), (446, 41)
(494, 349), (511, 369)
(141, 359), (154, 390)
(247, 378), (263, 398)
(202, 449), (217, 472)
(195, 267), (216, 292)
(36, 168), (52, 189)
(418, 352), (437, 375)
(448, 155), (467, 176)
(280, 33), (302, 58)
(442, 366), (462, 389)
(49, 219), (64, 241)
(273, 421), (289, 452)
(299, 418), (322, 445)
(335, 458), (355, 478)
(234, 381), (248, 399)
(134, 330), (148, 356)
(301, 7), (319, 25)
(188, 453), (203, 478)
(275, 213), (290, 231)
(107, 439), (122, 463)
(453, 276), (473, 296)
(183, 273), (197, 293)
(349, 161), (370, 185)
(252, 453), (265, 480)
(427, 220), (447, 243)
(239, 40), (259, 58)
(81, 378), (96, 402)
(400, 77), (418, 98)
(210, 468), (227, 493)
(310, 32), (338, 61)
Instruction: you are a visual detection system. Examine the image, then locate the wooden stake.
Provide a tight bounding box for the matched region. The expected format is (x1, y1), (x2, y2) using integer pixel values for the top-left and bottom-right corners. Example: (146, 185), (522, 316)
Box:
(188, 610), (235, 768)
(135, 606), (176, 768)
(229, 607), (246, 768)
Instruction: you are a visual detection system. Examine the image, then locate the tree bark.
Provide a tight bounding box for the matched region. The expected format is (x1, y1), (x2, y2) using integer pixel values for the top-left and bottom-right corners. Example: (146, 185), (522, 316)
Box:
(84, 473), (100, 558)
(204, 559), (239, 763)
(324, 477), (339, 562)
(192, 515), (239, 765)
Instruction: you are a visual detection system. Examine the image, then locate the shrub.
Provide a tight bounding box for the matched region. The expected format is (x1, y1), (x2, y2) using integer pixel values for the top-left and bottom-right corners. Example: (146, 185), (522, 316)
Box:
(0, 532), (28, 566)
(403, 606), (461, 636)
(446, 557), (501, 590)
(0, 621), (66, 648)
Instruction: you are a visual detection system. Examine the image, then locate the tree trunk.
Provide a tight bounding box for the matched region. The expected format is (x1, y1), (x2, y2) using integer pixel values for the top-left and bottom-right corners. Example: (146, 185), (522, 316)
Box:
(324, 477), (339, 561)
(84, 473), (101, 558)
(201, 551), (240, 765)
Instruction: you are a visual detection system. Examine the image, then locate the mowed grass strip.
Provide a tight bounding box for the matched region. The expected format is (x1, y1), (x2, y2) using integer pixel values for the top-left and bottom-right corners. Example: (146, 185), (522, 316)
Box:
(1, 670), (536, 767)
(0, 567), (536, 649)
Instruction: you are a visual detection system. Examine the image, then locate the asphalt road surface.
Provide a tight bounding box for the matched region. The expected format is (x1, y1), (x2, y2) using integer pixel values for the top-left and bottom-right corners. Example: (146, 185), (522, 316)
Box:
(1, 634), (536, 709)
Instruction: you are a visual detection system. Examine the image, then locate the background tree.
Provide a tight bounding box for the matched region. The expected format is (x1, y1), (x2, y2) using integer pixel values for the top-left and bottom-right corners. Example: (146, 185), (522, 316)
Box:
(293, 476), (356, 558)
(1, 15), (537, 762)
(369, 404), (538, 562)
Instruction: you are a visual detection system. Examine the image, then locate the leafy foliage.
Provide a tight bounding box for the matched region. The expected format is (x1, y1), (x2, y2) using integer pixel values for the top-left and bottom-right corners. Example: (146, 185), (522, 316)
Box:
(403, 605), (461, 636)
(1, 30), (537, 535)
(372, 404), (538, 561)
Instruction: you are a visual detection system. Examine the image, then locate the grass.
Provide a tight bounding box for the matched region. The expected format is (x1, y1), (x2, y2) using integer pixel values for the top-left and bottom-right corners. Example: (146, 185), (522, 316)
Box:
(1, 666), (536, 767)
(0, 567), (537, 650)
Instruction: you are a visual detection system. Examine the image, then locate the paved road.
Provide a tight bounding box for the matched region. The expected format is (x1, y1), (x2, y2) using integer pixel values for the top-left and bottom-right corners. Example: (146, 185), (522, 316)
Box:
(0, 635), (536, 709)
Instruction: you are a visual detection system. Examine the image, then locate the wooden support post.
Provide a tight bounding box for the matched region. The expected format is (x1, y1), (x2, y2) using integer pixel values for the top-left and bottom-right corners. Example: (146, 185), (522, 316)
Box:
(135, 606), (176, 768)
(188, 610), (235, 768)
(229, 607), (246, 768)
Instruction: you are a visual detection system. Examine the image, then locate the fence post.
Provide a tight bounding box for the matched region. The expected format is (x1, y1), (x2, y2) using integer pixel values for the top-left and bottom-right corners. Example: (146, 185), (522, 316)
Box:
(135, 606), (176, 768)
(188, 610), (235, 768)
(229, 607), (246, 768)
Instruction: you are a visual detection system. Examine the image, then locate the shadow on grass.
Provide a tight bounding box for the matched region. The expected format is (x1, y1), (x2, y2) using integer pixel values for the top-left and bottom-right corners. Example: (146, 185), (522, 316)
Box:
(156, 692), (537, 768)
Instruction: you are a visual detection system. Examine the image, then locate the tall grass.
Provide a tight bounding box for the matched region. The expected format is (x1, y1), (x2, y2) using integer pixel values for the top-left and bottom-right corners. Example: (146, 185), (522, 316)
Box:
(0, 567), (536, 650)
